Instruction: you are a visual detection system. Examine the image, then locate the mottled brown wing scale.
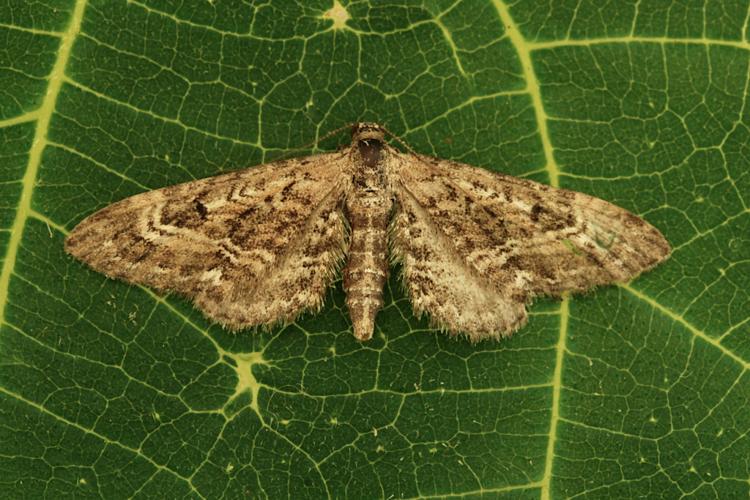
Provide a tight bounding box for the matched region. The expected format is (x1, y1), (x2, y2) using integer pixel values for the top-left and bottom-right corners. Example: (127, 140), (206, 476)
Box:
(390, 179), (527, 341)
(441, 161), (670, 293)
(65, 153), (350, 330)
(390, 153), (670, 340)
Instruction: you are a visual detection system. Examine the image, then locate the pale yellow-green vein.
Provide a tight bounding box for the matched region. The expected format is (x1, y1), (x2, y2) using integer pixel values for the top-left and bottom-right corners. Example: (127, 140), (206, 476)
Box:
(0, 0), (88, 326)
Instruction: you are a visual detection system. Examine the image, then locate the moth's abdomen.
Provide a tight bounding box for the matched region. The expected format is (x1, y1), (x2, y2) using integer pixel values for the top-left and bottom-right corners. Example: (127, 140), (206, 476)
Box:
(343, 192), (391, 341)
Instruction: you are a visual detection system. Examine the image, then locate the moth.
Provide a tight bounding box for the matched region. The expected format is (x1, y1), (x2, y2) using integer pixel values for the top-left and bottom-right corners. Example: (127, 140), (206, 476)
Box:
(66, 123), (670, 342)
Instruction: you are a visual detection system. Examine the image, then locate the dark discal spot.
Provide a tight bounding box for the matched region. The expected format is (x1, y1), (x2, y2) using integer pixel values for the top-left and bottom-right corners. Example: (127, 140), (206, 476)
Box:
(462, 237), (476, 253)
(503, 185), (514, 202)
(281, 181), (296, 200)
(194, 199), (208, 218)
(445, 184), (458, 201)
(264, 194), (274, 203)
(530, 203), (543, 222)
(241, 206), (257, 217)
(500, 255), (521, 269)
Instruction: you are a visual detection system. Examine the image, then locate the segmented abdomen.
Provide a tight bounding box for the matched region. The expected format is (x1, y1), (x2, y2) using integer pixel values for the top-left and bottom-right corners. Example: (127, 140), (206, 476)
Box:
(343, 190), (391, 341)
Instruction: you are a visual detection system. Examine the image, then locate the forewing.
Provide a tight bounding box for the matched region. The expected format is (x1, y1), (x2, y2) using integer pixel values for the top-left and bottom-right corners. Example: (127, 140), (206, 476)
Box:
(390, 152), (670, 337)
(65, 153), (350, 330)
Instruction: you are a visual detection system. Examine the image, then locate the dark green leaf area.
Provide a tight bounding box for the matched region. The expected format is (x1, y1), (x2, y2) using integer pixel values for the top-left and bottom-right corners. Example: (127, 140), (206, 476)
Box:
(1, 1), (749, 499)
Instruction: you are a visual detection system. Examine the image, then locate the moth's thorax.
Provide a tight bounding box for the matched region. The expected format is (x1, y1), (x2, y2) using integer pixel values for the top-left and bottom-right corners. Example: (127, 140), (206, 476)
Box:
(350, 130), (388, 192)
(357, 138), (382, 168)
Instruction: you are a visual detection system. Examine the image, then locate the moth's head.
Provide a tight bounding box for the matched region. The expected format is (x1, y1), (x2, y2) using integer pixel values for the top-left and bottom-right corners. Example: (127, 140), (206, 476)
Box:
(351, 122), (386, 142)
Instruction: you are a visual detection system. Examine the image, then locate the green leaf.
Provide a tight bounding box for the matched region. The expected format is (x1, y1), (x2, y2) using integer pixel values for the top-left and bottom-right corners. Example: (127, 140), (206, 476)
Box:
(1, 0), (748, 498)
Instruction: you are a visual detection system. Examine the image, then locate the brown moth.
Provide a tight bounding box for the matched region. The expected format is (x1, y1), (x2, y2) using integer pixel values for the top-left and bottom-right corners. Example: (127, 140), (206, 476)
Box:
(65, 123), (670, 342)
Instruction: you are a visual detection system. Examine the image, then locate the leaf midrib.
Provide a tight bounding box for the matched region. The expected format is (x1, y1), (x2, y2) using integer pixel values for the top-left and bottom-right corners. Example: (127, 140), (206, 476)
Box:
(0, 0), (88, 323)
(491, 2), (569, 498)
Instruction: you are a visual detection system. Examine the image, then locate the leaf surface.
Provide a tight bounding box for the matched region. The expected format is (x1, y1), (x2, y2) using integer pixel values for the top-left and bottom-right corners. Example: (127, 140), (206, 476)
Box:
(1, 1), (748, 498)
